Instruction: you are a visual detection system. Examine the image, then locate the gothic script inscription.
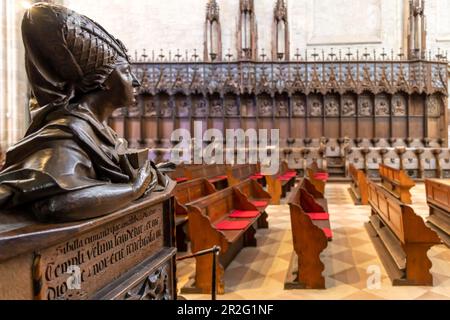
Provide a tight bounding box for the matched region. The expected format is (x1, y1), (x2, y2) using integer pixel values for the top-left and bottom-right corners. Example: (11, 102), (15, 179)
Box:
(36, 204), (164, 300)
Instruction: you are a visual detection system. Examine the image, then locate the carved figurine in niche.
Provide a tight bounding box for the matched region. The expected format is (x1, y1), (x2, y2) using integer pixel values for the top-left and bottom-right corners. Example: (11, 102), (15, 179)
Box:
(357, 96), (371, 116)
(277, 101), (289, 117)
(241, 99), (254, 117)
(293, 100), (306, 116)
(341, 96), (356, 116)
(144, 100), (157, 116)
(375, 95), (389, 116)
(325, 97), (339, 116)
(259, 99), (273, 117)
(210, 100), (223, 117)
(0, 4), (172, 222)
(194, 100), (208, 117)
(226, 101), (239, 116)
(160, 100), (174, 118)
(392, 95), (406, 116)
(427, 96), (440, 117)
(128, 103), (141, 117)
(309, 98), (322, 117)
(177, 100), (190, 117)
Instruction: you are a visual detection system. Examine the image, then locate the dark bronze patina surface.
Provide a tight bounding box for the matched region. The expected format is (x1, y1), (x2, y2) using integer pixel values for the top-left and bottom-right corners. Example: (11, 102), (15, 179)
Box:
(0, 3), (172, 222)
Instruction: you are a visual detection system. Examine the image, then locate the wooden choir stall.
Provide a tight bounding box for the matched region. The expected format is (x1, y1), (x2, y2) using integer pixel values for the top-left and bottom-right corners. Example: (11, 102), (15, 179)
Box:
(285, 179), (332, 289)
(366, 181), (440, 286)
(182, 187), (263, 294)
(379, 164), (415, 204)
(349, 163), (369, 205)
(425, 179), (450, 247)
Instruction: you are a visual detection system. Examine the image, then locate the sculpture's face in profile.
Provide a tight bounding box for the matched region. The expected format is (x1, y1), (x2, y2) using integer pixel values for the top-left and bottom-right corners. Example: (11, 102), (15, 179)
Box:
(104, 59), (141, 109)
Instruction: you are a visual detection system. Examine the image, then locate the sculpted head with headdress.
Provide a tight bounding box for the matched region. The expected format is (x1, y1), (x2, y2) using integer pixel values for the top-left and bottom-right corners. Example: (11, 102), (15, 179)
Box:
(0, 3), (169, 222)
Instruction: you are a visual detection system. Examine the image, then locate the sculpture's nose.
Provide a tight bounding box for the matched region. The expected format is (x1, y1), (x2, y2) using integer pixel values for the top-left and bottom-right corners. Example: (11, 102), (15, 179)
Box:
(132, 73), (141, 88)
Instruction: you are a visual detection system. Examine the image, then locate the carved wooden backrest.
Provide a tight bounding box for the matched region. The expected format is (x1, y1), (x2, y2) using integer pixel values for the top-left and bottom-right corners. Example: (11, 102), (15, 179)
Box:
(174, 178), (216, 205)
(189, 188), (235, 223)
(168, 164), (186, 180)
(300, 178), (324, 199)
(369, 181), (440, 245)
(299, 188), (326, 213)
(425, 179), (450, 212)
(379, 164), (415, 187)
(234, 178), (271, 200)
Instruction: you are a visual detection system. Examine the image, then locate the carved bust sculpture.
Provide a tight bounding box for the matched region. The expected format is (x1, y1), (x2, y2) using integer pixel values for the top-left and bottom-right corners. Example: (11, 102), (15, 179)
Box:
(0, 3), (171, 222)
(293, 100), (305, 116)
(325, 98), (339, 116)
(342, 98), (355, 116)
(144, 101), (157, 116)
(310, 100), (322, 117)
(177, 100), (190, 117)
(277, 101), (289, 117)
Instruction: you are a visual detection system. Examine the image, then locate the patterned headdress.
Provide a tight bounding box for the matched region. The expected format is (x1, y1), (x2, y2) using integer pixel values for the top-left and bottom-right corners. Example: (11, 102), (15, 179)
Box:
(22, 3), (131, 133)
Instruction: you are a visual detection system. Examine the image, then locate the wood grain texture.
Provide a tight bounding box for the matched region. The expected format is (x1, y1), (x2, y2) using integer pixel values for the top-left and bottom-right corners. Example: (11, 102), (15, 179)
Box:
(367, 181), (440, 285)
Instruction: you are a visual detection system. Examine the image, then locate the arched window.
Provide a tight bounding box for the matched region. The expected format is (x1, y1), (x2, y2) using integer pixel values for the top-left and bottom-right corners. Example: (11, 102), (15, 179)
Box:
(273, 0), (289, 61)
(204, 0), (222, 61)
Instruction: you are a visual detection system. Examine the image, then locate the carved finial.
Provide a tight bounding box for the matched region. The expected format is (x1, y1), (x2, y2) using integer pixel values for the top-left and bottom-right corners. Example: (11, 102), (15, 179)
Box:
(206, 0), (220, 21)
(274, 0), (287, 21)
(240, 0), (254, 12)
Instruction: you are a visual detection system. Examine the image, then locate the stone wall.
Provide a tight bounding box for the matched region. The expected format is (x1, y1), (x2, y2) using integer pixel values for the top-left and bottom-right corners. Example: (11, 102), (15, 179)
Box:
(62, 0), (450, 58)
(0, 0), (28, 151)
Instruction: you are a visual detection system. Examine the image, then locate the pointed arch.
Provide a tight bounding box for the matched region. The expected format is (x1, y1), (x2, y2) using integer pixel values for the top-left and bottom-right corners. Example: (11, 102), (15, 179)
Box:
(273, 0), (289, 61)
(238, 0), (257, 60)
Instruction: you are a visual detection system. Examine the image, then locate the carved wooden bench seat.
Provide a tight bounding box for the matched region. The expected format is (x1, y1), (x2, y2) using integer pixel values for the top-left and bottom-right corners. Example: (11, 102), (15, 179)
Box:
(233, 178), (272, 228)
(306, 161), (328, 195)
(266, 161), (297, 205)
(182, 187), (261, 294)
(425, 179), (450, 247)
(185, 164), (229, 190)
(366, 181), (441, 285)
(348, 164), (369, 205)
(173, 178), (217, 252)
(226, 163), (265, 187)
(379, 164), (415, 204)
(299, 178), (328, 212)
(285, 184), (333, 290)
(168, 163), (189, 183)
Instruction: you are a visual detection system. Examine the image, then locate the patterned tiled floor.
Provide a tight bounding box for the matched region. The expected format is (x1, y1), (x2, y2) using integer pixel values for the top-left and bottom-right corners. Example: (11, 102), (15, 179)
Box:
(177, 183), (450, 300)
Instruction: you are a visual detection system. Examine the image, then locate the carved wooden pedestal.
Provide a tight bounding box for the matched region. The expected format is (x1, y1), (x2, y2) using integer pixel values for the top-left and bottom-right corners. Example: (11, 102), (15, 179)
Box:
(0, 181), (177, 300)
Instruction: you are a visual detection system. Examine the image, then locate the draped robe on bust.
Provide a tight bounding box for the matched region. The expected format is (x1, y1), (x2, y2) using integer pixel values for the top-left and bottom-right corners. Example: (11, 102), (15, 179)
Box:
(0, 103), (142, 209)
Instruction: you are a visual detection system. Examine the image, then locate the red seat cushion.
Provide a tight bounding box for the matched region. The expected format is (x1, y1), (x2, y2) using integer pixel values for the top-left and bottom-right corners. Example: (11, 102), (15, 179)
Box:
(251, 200), (269, 207)
(314, 172), (329, 177)
(278, 176), (292, 181)
(217, 175), (228, 180)
(314, 173), (329, 181)
(307, 212), (330, 221)
(175, 177), (188, 183)
(284, 172), (297, 177)
(322, 228), (333, 239)
(250, 174), (264, 180)
(215, 220), (251, 230)
(229, 210), (259, 218)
